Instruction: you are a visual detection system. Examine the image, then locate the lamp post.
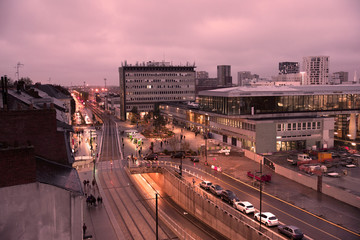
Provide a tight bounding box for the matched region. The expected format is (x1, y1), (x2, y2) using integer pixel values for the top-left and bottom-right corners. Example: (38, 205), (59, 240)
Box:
(90, 130), (96, 181)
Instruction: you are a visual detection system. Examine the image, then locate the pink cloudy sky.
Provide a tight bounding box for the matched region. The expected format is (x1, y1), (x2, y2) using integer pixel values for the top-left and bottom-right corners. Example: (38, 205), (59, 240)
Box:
(1, 0), (359, 86)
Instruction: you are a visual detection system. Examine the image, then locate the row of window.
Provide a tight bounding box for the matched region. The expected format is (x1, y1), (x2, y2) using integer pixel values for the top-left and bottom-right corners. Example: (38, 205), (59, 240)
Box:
(125, 79), (193, 83)
(126, 105), (153, 110)
(211, 116), (256, 132)
(279, 134), (312, 139)
(277, 122), (321, 131)
(127, 91), (194, 95)
(199, 93), (360, 116)
(125, 73), (193, 77)
(128, 96), (186, 101)
(126, 85), (192, 89)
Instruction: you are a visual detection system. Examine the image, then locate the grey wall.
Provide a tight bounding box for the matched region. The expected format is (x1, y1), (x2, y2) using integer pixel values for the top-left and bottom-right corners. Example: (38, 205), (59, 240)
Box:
(162, 170), (278, 240)
(256, 122), (277, 153)
(0, 182), (83, 240)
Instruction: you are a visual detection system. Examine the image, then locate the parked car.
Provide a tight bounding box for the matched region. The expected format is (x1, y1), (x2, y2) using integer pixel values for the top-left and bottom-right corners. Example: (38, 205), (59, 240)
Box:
(189, 156), (199, 162)
(171, 152), (185, 158)
(254, 212), (279, 227)
(218, 148), (230, 155)
(233, 201), (255, 214)
(199, 181), (212, 190)
(143, 153), (158, 160)
(209, 184), (223, 196)
(220, 190), (239, 204)
(278, 225), (304, 239)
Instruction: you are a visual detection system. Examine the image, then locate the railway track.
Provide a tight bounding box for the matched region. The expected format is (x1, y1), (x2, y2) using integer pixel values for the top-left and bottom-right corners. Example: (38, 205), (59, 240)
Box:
(98, 119), (176, 240)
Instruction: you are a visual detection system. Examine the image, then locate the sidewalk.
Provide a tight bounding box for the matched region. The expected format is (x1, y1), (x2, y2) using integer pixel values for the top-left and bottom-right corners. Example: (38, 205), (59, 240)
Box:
(78, 170), (117, 240)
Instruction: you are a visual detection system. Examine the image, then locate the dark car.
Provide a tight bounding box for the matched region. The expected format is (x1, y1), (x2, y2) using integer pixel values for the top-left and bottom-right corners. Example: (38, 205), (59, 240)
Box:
(278, 225), (303, 239)
(171, 152), (185, 158)
(220, 190), (239, 204)
(143, 153), (158, 160)
(189, 156), (199, 162)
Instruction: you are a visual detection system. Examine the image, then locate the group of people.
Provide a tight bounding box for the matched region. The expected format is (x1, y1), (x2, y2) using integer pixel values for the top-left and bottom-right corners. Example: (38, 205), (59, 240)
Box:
(86, 194), (102, 207)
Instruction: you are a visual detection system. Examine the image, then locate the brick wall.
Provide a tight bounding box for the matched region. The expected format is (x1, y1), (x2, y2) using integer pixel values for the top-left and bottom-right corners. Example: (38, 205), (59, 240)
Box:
(0, 109), (69, 165)
(0, 147), (36, 188)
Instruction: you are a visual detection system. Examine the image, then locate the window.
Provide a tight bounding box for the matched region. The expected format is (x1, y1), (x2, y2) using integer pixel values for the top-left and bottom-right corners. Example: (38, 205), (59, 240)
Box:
(297, 123), (301, 130)
(292, 123), (296, 131)
(312, 122), (316, 129)
(287, 123), (291, 131)
(302, 122), (306, 130)
(307, 122), (311, 130)
(277, 124), (281, 131)
(317, 122), (321, 129)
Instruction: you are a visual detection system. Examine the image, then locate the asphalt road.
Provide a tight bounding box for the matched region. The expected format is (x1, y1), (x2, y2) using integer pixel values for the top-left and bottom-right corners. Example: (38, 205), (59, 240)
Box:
(176, 158), (360, 240)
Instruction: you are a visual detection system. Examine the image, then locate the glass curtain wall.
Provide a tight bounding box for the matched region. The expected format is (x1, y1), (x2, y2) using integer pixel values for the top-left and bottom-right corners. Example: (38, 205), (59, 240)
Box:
(199, 94), (360, 116)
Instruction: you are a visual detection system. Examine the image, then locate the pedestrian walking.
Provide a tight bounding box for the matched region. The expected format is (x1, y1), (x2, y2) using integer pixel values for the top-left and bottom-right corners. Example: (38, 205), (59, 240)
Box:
(192, 178), (195, 186)
(92, 179), (96, 188)
(83, 180), (87, 188)
(83, 223), (87, 236)
(160, 141), (163, 148)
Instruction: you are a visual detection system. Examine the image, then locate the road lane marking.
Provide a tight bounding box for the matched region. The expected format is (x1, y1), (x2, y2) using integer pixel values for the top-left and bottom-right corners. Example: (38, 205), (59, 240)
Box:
(222, 172), (360, 238)
(183, 165), (359, 239)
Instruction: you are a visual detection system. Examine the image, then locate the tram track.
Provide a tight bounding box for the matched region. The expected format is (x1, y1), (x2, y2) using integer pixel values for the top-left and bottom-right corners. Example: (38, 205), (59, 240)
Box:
(98, 118), (175, 240)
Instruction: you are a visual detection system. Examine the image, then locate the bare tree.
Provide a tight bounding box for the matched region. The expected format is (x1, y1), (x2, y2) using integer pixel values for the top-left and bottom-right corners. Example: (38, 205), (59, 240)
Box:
(168, 137), (178, 152)
(181, 141), (190, 154)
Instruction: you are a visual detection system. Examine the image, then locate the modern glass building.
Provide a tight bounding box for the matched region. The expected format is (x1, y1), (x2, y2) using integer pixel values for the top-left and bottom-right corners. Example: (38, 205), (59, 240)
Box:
(161, 85), (360, 153)
(199, 85), (360, 116)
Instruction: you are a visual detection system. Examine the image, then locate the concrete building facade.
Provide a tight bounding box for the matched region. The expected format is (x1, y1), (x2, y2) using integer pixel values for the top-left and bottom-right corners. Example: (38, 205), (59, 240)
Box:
(279, 62), (299, 74)
(118, 61), (196, 120)
(302, 56), (329, 85)
(217, 65), (232, 86)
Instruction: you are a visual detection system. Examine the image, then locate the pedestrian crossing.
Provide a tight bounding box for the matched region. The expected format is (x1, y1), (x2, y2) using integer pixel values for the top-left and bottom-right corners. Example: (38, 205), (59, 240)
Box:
(97, 160), (122, 170)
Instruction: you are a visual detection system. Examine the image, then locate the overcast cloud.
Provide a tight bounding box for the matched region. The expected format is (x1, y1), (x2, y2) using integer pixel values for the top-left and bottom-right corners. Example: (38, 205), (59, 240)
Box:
(1, 0), (359, 86)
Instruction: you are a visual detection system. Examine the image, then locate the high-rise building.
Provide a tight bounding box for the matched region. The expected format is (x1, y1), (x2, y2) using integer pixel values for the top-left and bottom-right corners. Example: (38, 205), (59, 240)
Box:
(118, 61), (196, 120)
(237, 71), (259, 86)
(217, 65), (232, 86)
(331, 71), (348, 85)
(196, 71), (209, 79)
(279, 62), (299, 74)
(302, 56), (329, 85)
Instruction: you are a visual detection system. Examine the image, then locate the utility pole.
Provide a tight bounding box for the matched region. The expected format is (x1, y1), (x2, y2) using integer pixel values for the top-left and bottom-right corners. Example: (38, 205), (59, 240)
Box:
(156, 193), (158, 240)
(15, 62), (24, 81)
(90, 130), (96, 181)
(104, 78), (107, 111)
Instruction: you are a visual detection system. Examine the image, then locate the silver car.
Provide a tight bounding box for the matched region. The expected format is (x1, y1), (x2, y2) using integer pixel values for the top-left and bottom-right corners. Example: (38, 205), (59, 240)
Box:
(210, 184), (223, 196)
(199, 181), (212, 190)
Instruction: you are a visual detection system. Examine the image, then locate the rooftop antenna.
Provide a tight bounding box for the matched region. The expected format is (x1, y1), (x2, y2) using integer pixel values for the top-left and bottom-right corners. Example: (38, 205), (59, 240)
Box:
(15, 62), (24, 81)
(48, 77), (51, 84)
(104, 78), (107, 90)
(83, 81), (86, 89)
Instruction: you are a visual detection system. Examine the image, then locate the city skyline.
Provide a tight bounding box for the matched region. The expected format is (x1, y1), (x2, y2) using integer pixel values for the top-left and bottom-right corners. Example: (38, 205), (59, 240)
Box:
(1, 0), (359, 86)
